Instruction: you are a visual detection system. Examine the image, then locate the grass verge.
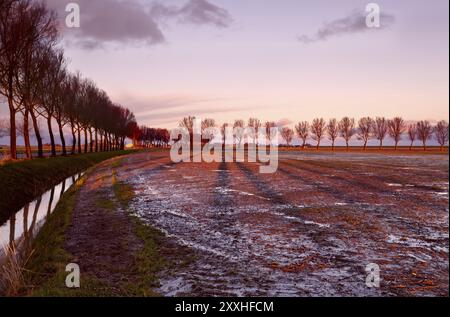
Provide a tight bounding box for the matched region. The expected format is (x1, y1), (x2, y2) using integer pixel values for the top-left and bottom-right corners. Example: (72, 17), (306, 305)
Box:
(111, 166), (166, 296)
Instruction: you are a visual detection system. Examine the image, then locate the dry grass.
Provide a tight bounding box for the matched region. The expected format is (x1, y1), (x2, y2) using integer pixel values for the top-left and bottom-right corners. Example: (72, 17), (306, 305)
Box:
(0, 244), (34, 296)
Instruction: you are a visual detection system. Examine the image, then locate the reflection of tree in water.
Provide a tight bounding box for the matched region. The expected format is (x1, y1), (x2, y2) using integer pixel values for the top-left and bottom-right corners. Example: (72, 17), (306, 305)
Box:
(46, 187), (55, 218)
(8, 214), (15, 249)
(4, 174), (80, 255)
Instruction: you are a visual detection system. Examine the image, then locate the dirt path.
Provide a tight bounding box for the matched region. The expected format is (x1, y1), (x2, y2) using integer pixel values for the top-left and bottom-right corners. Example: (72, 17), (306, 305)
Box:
(64, 156), (142, 294)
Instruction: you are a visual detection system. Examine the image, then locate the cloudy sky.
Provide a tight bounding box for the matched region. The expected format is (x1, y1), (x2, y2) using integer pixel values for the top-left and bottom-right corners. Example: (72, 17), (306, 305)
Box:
(17, 0), (450, 131)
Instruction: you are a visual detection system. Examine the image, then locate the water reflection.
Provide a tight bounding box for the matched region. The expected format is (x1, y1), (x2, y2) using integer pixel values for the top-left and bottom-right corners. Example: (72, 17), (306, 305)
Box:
(0, 173), (84, 255)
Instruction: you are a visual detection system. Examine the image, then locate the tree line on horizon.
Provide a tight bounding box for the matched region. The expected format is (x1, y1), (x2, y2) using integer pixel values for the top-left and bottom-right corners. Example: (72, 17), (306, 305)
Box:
(131, 125), (171, 148)
(178, 116), (449, 151)
(0, 0), (140, 160)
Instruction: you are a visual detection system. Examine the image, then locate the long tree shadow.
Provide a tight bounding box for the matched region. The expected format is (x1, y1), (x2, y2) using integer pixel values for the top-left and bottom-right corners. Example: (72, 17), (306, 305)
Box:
(234, 162), (363, 270)
(235, 162), (286, 205)
(213, 162), (233, 208)
(282, 159), (431, 206)
(276, 164), (357, 204)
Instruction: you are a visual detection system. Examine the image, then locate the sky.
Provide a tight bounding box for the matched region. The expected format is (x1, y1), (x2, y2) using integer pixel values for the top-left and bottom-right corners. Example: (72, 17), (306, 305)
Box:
(1, 0), (449, 146)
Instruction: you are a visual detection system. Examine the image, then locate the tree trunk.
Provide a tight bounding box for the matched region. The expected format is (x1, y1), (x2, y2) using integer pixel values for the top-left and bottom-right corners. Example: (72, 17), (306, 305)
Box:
(95, 129), (98, 152)
(7, 71), (17, 160)
(71, 122), (76, 155)
(363, 141), (367, 151)
(47, 116), (56, 157)
(89, 128), (93, 153)
(77, 124), (82, 154)
(23, 109), (32, 159)
(84, 128), (88, 153)
(379, 140), (383, 150)
(8, 99), (17, 159)
(9, 213), (15, 248)
(30, 109), (43, 158)
(58, 120), (67, 156)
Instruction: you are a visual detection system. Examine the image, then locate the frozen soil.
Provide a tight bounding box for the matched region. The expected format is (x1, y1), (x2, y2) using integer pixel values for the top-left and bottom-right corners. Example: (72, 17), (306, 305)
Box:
(116, 151), (447, 296)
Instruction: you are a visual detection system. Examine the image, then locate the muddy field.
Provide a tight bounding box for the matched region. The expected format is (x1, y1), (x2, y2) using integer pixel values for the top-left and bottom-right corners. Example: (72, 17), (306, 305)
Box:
(116, 150), (449, 297)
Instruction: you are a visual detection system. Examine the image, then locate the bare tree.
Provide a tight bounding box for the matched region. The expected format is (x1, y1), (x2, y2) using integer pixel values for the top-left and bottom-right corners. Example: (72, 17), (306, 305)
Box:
(53, 71), (73, 156)
(407, 124), (417, 150)
(16, 43), (48, 158)
(64, 72), (82, 154)
(388, 117), (406, 150)
(339, 117), (355, 150)
(311, 118), (326, 150)
(36, 48), (65, 156)
(201, 118), (216, 140)
(233, 119), (245, 146)
(373, 117), (388, 150)
(416, 121), (433, 150)
(0, 0), (22, 159)
(248, 117), (261, 144)
(220, 123), (229, 144)
(176, 116), (196, 153)
(201, 118), (216, 132)
(281, 127), (294, 146)
(16, 4), (58, 158)
(264, 121), (276, 145)
(357, 117), (373, 150)
(1, 0), (57, 159)
(327, 119), (339, 150)
(295, 121), (309, 149)
(434, 120), (449, 151)
(179, 116), (195, 134)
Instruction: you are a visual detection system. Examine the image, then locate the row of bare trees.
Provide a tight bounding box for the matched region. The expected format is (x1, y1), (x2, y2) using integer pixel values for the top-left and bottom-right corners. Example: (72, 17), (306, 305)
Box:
(0, 0), (137, 159)
(133, 125), (170, 148)
(291, 117), (448, 150)
(178, 116), (449, 151)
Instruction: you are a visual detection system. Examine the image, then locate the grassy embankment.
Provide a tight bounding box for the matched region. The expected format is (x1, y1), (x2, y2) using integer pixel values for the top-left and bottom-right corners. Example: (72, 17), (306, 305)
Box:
(0, 150), (137, 223)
